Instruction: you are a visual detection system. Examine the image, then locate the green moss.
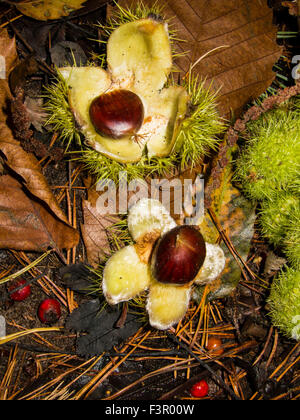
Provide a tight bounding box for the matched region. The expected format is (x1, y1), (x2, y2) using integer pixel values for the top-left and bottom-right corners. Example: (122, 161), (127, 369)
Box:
(234, 107), (300, 201)
(259, 192), (300, 247)
(268, 267), (300, 341)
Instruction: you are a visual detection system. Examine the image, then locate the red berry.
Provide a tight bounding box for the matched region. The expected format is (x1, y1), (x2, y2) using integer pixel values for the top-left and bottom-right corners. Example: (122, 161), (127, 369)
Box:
(38, 299), (61, 324)
(9, 279), (31, 302)
(190, 380), (209, 398)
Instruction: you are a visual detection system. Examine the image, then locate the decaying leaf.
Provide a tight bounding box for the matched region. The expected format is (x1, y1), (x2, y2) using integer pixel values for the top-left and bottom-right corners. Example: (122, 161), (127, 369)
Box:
(14, 0), (87, 21)
(81, 181), (122, 267)
(66, 299), (141, 356)
(0, 175), (79, 251)
(60, 263), (97, 294)
(0, 29), (18, 102)
(9, 56), (39, 95)
(128, 0), (282, 119)
(0, 28), (79, 251)
(0, 122), (75, 226)
(195, 142), (256, 301)
(24, 96), (48, 133)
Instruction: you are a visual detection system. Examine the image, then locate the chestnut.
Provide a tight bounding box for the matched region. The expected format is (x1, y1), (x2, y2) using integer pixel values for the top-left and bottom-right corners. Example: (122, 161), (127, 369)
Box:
(89, 89), (144, 139)
(151, 225), (206, 285)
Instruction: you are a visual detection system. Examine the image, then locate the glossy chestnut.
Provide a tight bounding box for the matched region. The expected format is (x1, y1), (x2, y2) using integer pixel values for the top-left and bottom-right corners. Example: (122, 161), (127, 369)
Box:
(151, 225), (206, 285)
(89, 89), (144, 139)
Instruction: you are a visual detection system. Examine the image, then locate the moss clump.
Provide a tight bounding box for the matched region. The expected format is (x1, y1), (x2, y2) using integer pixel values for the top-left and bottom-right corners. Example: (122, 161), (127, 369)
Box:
(268, 267), (300, 341)
(234, 106), (300, 201)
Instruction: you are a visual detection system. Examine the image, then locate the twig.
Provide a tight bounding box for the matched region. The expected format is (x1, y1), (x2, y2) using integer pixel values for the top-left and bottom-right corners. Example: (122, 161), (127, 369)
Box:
(166, 331), (241, 400)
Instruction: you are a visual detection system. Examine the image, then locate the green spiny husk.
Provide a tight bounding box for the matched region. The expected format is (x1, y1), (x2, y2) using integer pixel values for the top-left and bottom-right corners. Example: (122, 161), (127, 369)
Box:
(175, 74), (225, 170)
(45, 68), (224, 184)
(234, 104), (300, 201)
(44, 71), (82, 149)
(283, 206), (300, 270)
(259, 192), (300, 247)
(268, 267), (300, 341)
(44, 2), (225, 184)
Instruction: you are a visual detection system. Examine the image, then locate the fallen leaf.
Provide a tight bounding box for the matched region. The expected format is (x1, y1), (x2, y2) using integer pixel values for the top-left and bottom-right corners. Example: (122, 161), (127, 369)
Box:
(0, 175), (79, 251)
(50, 41), (88, 67)
(0, 28), (79, 250)
(0, 29), (18, 103)
(196, 142), (256, 301)
(0, 122), (74, 226)
(263, 251), (287, 276)
(14, 0), (87, 21)
(60, 263), (97, 295)
(24, 96), (48, 133)
(9, 56), (39, 94)
(282, 1), (299, 16)
(81, 181), (122, 267)
(66, 299), (140, 356)
(125, 0), (282, 119)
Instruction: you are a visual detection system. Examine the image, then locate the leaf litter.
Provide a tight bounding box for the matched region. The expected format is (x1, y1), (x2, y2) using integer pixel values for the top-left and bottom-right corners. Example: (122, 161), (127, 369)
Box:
(0, 0), (299, 401)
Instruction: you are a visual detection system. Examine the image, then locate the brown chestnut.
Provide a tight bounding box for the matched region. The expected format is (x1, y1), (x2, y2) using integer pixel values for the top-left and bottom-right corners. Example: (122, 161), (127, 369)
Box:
(151, 225), (206, 285)
(89, 89), (144, 139)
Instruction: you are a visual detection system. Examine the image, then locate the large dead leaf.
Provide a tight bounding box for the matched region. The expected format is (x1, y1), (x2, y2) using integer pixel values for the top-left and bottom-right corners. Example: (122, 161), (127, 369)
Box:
(125, 0), (282, 119)
(0, 29), (79, 250)
(81, 199), (120, 268)
(0, 123), (72, 225)
(0, 175), (79, 251)
(81, 175), (134, 267)
(194, 127), (256, 300)
(13, 0), (87, 21)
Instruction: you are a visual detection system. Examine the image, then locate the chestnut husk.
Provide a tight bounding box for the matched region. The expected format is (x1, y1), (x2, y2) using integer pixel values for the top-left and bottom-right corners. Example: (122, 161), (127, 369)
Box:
(89, 89), (144, 139)
(151, 225), (206, 285)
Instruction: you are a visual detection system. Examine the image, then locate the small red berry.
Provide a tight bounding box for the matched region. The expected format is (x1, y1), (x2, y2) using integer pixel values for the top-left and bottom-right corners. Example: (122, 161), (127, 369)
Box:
(190, 379), (209, 398)
(9, 279), (31, 302)
(38, 299), (61, 324)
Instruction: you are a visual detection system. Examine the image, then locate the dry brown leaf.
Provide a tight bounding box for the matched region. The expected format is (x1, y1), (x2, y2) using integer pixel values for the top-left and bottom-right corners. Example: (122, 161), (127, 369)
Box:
(24, 96), (49, 133)
(81, 201), (119, 267)
(0, 175), (79, 251)
(0, 123), (71, 225)
(0, 30), (18, 103)
(0, 28), (79, 250)
(81, 183), (121, 267)
(130, 0), (282, 118)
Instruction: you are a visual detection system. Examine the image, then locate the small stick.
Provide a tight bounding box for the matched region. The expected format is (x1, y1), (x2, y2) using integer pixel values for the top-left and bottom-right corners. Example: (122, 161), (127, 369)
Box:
(166, 331), (241, 400)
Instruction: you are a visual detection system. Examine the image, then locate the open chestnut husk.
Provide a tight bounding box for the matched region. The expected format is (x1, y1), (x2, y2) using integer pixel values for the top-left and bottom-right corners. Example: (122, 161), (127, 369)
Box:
(151, 225), (206, 285)
(89, 89), (144, 139)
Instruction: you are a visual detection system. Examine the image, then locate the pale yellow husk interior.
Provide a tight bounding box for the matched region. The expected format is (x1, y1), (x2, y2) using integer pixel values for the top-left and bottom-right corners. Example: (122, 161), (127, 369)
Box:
(146, 279), (191, 330)
(103, 245), (151, 304)
(60, 18), (189, 163)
